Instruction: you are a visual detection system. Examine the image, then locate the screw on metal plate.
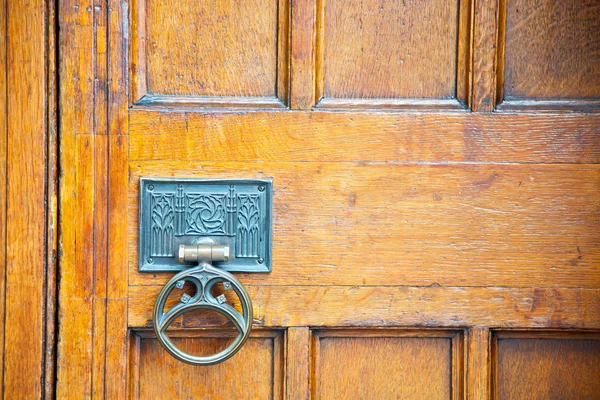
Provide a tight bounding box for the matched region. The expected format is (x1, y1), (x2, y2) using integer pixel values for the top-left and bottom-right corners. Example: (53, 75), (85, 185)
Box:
(223, 281), (232, 290)
(216, 294), (227, 304)
(175, 280), (185, 289)
(180, 293), (191, 303)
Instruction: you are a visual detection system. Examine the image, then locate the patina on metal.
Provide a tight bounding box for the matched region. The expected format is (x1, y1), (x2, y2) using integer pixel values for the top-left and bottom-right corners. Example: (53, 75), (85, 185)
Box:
(140, 178), (270, 365)
(138, 177), (272, 273)
(153, 239), (253, 365)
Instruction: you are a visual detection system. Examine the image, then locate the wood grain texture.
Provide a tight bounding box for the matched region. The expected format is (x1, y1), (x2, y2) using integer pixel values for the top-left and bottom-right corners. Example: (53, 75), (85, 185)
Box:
(56, 3), (101, 398)
(290, 0), (316, 109)
(143, 0), (278, 97)
(129, 286), (600, 329)
(321, 0), (459, 100)
(312, 332), (454, 399)
(315, 97), (466, 110)
(129, 110), (600, 163)
(3, 0), (49, 397)
(0, 0), (6, 393)
(471, 0), (500, 111)
(129, 162), (600, 288)
(286, 327), (310, 400)
(467, 327), (490, 400)
(53, 0), (600, 396)
(503, 0), (600, 100)
(104, 136), (129, 399)
(132, 330), (283, 399)
(495, 334), (600, 399)
(57, 0), (130, 398)
(45, 0), (59, 397)
(108, 0), (128, 137)
(496, 99), (600, 113)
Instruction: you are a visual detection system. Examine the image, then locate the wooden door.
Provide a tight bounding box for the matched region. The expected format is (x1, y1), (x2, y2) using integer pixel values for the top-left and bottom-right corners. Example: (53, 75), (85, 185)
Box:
(7, 0), (596, 398)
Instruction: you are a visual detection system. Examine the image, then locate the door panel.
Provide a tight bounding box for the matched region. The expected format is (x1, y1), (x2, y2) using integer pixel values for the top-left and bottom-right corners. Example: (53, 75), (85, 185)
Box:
(131, 0), (289, 106)
(321, 0), (461, 100)
(493, 332), (600, 399)
(312, 330), (462, 399)
(143, 0), (278, 97)
(54, 0), (600, 398)
(501, 0), (600, 100)
(132, 331), (284, 399)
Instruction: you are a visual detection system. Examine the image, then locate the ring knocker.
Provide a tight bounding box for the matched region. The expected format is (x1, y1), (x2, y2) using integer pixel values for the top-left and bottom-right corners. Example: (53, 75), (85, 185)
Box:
(153, 241), (253, 365)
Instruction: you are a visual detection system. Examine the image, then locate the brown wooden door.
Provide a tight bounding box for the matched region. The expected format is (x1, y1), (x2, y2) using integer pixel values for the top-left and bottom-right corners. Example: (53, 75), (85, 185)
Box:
(18, 0), (597, 398)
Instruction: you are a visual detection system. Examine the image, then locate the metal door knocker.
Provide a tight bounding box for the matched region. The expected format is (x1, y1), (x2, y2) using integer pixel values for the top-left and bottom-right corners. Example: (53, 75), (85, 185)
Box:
(153, 240), (253, 365)
(138, 178), (272, 366)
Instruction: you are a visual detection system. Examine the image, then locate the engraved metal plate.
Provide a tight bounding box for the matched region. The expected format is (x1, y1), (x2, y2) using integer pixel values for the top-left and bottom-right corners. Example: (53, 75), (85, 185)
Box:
(139, 178), (272, 273)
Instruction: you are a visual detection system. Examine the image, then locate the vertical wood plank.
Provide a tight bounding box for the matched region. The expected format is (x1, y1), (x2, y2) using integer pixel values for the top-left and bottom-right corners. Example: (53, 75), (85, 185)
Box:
(105, 135), (129, 399)
(290, 0), (316, 109)
(91, 132), (108, 400)
(56, 0), (89, 386)
(471, 0), (500, 111)
(277, 0), (291, 105)
(457, 0), (473, 106)
(286, 327), (310, 400)
(108, 0), (129, 137)
(105, 299), (128, 398)
(130, 0), (147, 103)
(0, 0), (7, 394)
(467, 327), (490, 399)
(58, 0), (130, 397)
(57, 10), (95, 394)
(45, 1), (60, 397)
(452, 333), (465, 400)
(90, 4), (109, 394)
(128, 334), (141, 400)
(3, 0), (48, 397)
(105, 0), (130, 394)
(57, 0), (103, 398)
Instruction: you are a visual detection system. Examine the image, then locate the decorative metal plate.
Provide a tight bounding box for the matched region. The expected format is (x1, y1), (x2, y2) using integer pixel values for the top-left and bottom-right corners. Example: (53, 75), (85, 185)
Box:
(139, 178), (272, 273)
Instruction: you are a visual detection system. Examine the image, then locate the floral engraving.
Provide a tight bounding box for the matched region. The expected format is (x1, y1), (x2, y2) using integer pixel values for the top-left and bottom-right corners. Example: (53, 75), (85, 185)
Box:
(186, 194), (227, 235)
(151, 194), (175, 257)
(237, 195), (260, 257)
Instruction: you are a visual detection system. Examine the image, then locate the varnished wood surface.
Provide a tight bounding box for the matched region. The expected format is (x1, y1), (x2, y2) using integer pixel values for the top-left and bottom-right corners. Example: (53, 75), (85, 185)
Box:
(290, 0), (316, 110)
(128, 162), (600, 288)
(503, 0), (600, 100)
(128, 286), (600, 329)
(494, 334), (600, 399)
(313, 333), (454, 398)
(132, 330), (283, 399)
(143, 0), (278, 97)
(467, 327), (490, 400)
(322, 0), (458, 100)
(0, 0), (6, 394)
(286, 327), (310, 400)
(48, 0), (600, 398)
(45, 1), (59, 397)
(471, 0), (500, 111)
(57, 0), (130, 399)
(129, 111), (600, 163)
(2, 0), (50, 397)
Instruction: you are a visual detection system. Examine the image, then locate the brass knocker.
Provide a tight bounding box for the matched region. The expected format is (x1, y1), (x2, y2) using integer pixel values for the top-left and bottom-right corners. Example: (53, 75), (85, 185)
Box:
(153, 240), (253, 365)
